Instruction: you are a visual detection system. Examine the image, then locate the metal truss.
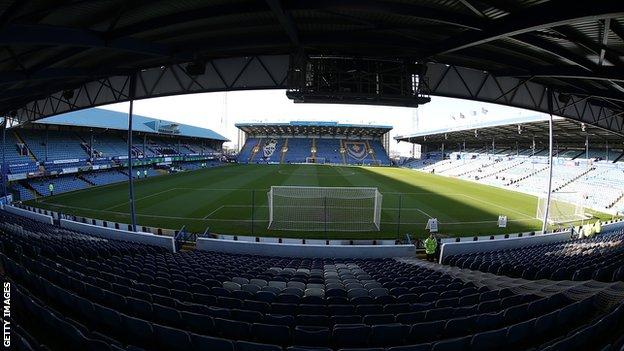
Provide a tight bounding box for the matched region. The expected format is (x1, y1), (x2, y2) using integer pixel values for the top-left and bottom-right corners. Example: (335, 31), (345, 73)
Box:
(13, 56), (624, 136)
(426, 62), (624, 135)
(15, 55), (289, 123)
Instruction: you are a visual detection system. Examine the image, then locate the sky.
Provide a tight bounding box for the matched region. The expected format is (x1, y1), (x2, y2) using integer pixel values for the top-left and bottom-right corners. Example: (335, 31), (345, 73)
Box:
(101, 89), (547, 156)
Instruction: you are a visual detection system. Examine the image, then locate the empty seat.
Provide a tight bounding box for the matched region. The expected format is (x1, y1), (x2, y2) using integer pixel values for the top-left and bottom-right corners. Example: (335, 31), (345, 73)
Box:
(252, 323), (291, 345)
(153, 324), (192, 351)
(332, 324), (371, 348)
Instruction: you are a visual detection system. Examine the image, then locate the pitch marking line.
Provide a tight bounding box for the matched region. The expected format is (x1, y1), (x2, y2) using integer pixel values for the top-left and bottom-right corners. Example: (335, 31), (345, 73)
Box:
(203, 205), (224, 219)
(103, 188), (178, 211)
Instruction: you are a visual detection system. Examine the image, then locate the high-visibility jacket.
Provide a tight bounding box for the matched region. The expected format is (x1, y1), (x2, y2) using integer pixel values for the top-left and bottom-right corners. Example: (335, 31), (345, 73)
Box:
(48, 184), (54, 192)
(594, 221), (601, 234)
(583, 223), (594, 237)
(424, 237), (437, 255)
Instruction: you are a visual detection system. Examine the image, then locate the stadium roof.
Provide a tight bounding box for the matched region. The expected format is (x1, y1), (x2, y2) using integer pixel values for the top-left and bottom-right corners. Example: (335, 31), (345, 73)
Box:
(236, 121), (392, 138)
(1, 1), (624, 135)
(397, 116), (622, 148)
(34, 108), (228, 141)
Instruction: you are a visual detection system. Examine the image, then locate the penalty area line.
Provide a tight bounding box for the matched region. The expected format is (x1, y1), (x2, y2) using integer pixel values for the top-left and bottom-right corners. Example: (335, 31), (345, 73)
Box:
(203, 205), (224, 219)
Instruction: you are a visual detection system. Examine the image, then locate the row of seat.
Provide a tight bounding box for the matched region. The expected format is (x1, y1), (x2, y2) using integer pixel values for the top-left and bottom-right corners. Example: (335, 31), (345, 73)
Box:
(443, 229), (624, 282)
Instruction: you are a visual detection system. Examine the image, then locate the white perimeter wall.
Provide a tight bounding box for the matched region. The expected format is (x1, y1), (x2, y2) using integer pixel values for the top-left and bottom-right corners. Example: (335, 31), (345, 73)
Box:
(3, 205), (53, 224)
(60, 219), (175, 251)
(196, 237), (414, 258)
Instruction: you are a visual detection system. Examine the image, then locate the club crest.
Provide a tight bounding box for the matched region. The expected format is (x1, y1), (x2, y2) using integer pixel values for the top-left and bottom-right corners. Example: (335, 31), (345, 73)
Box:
(345, 141), (368, 160)
(263, 138), (278, 157)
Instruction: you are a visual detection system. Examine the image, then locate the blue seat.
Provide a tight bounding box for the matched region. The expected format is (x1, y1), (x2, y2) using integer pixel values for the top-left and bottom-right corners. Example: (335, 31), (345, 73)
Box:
(181, 311), (214, 334)
(505, 318), (534, 350)
(475, 312), (504, 332)
(214, 318), (251, 340)
(191, 334), (234, 351)
(152, 303), (182, 328)
(431, 336), (471, 351)
(332, 324), (371, 348)
(298, 314), (330, 327)
(126, 297), (153, 320)
(370, 323), (409, 346)
(252, 323), (291, 345)
(407, 321), (445, 343)
(444, 315), (476, 338)
(122, 315), (154, 349)
(236, 341), (282, 351)
(264, 314), (295, 326)
(470, 328), (507, 351)
(293, 326), (330, 347)
(286, 347), (332, 351)
(332, 315), (362, 325)
(153, 324), (192, 351)
(387, 344), (432, 351)
(503, 304), (528, 324)
(362, 314), (394, 325)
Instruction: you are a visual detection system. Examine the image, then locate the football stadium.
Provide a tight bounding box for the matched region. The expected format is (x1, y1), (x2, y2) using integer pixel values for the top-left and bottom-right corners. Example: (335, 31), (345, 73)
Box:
(1, 1), (624, 351)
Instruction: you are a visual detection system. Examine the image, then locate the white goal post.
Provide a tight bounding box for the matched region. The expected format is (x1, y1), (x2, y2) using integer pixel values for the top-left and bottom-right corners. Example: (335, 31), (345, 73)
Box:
(267, 186), (382, 231)
(536, 192), (589, 224)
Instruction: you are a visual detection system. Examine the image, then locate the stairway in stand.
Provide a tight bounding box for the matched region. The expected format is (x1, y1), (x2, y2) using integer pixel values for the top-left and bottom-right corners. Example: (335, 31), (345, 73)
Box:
(280, 138), (289, 163)
(13, 131), (37, 162)
(365, 140), (377, 164)
(249, 139), (263, 162)
(553, 167), (595, 192)
(339, 140), (347, 164)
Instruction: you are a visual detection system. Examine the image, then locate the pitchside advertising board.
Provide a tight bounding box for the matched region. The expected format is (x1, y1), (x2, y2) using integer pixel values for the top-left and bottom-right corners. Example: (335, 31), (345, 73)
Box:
(498, 215), (508, 228)
(425, 218), (438, 232)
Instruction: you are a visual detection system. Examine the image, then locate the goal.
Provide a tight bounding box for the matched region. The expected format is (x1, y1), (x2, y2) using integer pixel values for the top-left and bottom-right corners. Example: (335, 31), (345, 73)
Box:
(536, 192), (588, 224)
(305, 157), (325, 164)
(267, 186), (382, 231)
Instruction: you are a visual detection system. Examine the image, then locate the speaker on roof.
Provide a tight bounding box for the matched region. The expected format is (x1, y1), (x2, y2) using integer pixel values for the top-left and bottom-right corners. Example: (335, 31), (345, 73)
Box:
(62, 89), (74, 100)
(185, 61), (206, 76)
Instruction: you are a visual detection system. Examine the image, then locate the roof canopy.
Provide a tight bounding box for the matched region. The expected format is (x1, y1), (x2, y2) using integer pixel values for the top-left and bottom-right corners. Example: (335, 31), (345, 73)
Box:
(0, 1), (623, 135)
(398, 117), (621, 149)
(236, 121), (392, 138)
(35, 108), (228, 141)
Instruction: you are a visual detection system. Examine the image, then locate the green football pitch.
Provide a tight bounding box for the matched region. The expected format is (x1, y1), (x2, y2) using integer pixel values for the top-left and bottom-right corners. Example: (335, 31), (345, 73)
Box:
(26, 164), (609, 239)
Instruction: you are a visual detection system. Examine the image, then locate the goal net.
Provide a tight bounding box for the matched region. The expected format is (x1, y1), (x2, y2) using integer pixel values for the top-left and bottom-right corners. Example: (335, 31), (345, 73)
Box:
(305, 157), (325, 164)
(267, 186), (382, 231)
(536, 192), (588, 224)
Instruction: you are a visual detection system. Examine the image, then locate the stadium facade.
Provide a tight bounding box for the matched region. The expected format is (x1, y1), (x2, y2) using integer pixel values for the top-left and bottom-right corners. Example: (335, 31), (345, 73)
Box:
(236, 121), (392, 165)
(2, 108), (226, 201)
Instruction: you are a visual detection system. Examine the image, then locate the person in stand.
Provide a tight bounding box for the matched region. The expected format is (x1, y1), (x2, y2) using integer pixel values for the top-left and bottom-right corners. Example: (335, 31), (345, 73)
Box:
(48, 183), (54, 196)
(424, 233), (438, 262)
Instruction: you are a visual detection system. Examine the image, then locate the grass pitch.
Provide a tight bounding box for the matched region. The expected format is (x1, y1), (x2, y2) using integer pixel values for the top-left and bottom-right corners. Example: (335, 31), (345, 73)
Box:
(27, 164), (609, 239)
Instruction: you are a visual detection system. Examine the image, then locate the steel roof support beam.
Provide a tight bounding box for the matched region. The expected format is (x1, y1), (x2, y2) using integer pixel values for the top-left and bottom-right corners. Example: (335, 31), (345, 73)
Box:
(0, 24), (187, 59)
(266, 0), (300, 46)
(428, 1), (624, 57)
(493, 66), (624, 82)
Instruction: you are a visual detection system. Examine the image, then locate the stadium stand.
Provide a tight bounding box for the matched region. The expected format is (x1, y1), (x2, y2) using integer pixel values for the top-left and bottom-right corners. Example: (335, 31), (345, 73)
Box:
(0, 108), (226, 201)
(236, 122), (392, 166)
(400, 117), (624, 216)
(3, 2), (624, 350)
(2, 210), (623, 350)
